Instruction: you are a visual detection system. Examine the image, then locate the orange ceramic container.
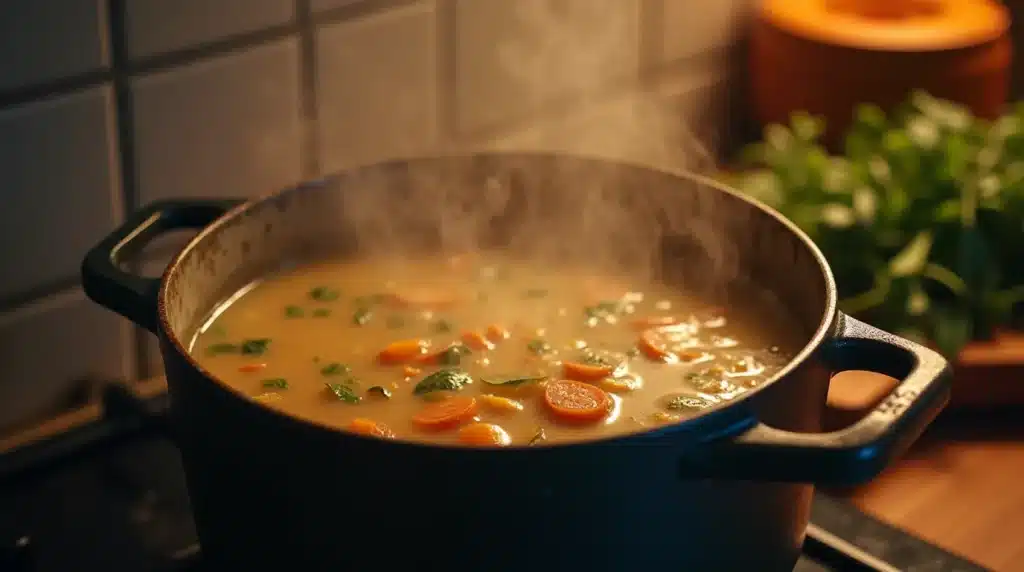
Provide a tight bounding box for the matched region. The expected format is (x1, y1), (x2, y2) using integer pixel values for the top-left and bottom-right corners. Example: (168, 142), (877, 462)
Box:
(750, 0), (1012, 145)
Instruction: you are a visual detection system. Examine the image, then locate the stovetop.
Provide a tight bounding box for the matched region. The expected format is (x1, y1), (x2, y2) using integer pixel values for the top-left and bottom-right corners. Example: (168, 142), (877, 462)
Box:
(0, 383), (991, 572)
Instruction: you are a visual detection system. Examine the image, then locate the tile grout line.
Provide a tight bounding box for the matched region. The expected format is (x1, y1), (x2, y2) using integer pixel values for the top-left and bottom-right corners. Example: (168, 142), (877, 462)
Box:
(106, 0), (149, 379)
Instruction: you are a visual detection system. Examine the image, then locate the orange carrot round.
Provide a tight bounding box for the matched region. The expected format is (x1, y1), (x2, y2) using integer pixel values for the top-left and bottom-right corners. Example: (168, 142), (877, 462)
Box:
(485, 324), (510, 342)
(378, 339), (430, 365)
(458, 422), (512, 446)
(543, 380), (612, 423)
(638, 329), (679, 363)
(562, 361), (615, 382)
(461, 331), (495, 351)
(347, 418), (395, 439)
(630, 316), (681, 330)
(412, 395), (478, 430)
(238, 362), (268, 373)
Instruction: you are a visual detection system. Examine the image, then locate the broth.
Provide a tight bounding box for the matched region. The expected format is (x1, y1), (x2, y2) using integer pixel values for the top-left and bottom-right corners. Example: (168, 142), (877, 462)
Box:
(190, 253), (804, 446)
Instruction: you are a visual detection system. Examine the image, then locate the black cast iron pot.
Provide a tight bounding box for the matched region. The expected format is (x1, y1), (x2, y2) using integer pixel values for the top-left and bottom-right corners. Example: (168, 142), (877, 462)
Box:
(81, 153), (949, 572)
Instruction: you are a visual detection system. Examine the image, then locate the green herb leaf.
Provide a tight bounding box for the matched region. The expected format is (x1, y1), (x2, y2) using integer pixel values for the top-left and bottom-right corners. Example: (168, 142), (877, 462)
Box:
(326, 382), (361, 404)
(205, 342), (239, 356)
(437, 344), (471, 366)
(320, 362), (351, 376)
(284, 305), (305, 318)
(309, 286), (340, 302)
(528, 427), (547, 446)
(353, 307), (373, 326)
(431, 319), (453, 333)
(526, 339), (552, 355)
(241, 339), (271, 356)
(481, 375), (546, 386)
(664, 395), (713, 412)
(413, 368), (472, 395)
(312, 308), (332, 318)
(354, 293), (388, 306)
(261, 378), (289, 389)
(367, 386), (392, 399)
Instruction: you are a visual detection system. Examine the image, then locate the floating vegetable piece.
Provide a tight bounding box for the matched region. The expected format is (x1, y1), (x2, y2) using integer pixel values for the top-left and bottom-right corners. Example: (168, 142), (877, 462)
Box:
(413, 368), (473, 395)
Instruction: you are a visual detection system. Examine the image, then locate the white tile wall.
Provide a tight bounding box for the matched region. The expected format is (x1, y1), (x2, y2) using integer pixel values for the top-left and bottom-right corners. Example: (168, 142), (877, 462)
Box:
(124, 0), (296, 59)
(0, 0), (109, 92)
(315, 1), (437, 172)
(131, 38), (304, 204)
(661, 0), (751, 63)
(0, 87), (122, 301)
(0, 289), (134, 431)
(453, 0), (640, 135)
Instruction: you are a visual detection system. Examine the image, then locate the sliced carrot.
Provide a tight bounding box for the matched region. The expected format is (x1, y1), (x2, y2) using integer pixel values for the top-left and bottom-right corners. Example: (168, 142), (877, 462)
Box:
(637, 329), (678, 363)
(485, 324), (510, 342)
(461, 331), (495, 351)
(562, 361), (615, 382)
(543, 380), (612, 423)
(412, 395), (478, 430)
(458, 423), (512, 446)
(403, 365), (422, 377)
(378, 339), (431, 365)
(479, 393), (524, 413)
(347, 418), (395, 439)
(238, 362), (268, 373)
(389, 287), (460, 309)
(629, 316), (682, 330)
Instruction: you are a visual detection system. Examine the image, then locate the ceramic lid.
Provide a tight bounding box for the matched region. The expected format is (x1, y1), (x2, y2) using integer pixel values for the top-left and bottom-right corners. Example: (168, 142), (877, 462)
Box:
(760, 0), (1010, 51)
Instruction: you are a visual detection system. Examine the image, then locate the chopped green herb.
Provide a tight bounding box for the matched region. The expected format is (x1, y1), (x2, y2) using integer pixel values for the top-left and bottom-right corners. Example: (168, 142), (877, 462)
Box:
(284, 305), (305, 318)
(437, 343), (472, 366)
(413, 368), (472, 395)
(353, 307), (373, 326)
(320, 362), (351, 376)
(385, 315), (406, 329)
(312, 308), (332, 318)
(326, 382), (361, 404)
(526, 339), (552, 355)
(584, 299), (625, 320)
(205, 342), (239, 356)
(528, 427), (547, 446)
(261, 378), (289, 389)
(241, 339), (271, 356)
(665, 395), (712, 411)
(524, 288), (549, 299)
(431, 319), (454, 333)
(309, 286), (340, 302)
(367, 386), (392, 399)
(481, 375), (546, 386)
(625, 347), (640, 359)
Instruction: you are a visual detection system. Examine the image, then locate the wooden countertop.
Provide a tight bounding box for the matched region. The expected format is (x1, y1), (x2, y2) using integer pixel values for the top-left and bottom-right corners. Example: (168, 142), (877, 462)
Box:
(836, 413), (1024, 572)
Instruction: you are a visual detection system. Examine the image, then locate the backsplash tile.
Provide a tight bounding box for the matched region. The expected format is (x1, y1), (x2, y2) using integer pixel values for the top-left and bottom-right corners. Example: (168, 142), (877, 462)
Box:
(315, 1), (438, 172)
(661, 0), (750, 63)
(123, 0), (296, 60)
(0, 289), (134, 432)
(131, 38), (304, 204)
(0, 86), (121, 302)
(0, 0), (109, 92)
(453, 0), (640, 135)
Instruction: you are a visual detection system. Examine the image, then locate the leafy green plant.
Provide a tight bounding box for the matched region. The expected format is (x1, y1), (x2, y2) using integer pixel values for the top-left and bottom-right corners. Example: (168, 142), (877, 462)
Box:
(732, 91), (1024, 357)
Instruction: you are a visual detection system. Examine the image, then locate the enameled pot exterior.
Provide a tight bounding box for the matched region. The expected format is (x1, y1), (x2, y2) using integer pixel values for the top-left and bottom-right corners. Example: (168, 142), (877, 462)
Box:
(82, 153), (950, 572)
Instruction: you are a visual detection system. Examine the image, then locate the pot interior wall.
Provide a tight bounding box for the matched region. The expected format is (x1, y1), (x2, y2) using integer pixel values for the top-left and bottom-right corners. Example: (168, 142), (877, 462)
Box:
(161, 153), (830, 363)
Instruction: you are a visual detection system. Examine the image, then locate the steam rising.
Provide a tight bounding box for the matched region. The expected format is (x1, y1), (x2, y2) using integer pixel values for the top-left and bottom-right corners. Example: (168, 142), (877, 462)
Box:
(331, 1), (740, 294)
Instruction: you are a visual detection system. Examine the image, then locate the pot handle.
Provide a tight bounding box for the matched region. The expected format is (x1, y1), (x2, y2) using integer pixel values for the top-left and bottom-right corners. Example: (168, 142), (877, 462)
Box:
(680, 313), (951, 485)
(81, 199), (243, 333)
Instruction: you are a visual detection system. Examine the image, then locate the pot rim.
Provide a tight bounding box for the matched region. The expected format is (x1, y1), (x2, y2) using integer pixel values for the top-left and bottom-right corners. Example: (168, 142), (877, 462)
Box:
(156, 151), (839, 451)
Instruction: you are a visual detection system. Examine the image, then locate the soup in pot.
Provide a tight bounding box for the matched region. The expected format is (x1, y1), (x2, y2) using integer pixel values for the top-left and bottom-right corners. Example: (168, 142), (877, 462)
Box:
(190, 253), (803, 446)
